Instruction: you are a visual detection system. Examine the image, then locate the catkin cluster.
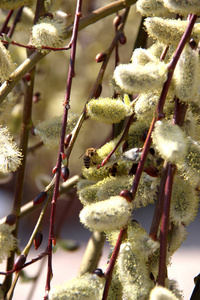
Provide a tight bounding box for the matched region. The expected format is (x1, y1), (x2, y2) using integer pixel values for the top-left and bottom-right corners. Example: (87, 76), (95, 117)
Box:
(71, 0), (200, 299)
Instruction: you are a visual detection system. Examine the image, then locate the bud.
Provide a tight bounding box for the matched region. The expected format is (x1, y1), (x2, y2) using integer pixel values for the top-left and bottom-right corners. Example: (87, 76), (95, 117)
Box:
(113, 15), (121, 28)
(114, 61), (167, 94)
(95, 52), (107, 63)
(14, 254), (27, 271)
(33, 191), (47, 206)
(61, 166), (69, 182)
(34, 231), (43, 250)
(86, 97), (132, 125)
(118, 33), (127, 45)
(79, 196), (133, 232)
(31, 17), (65, 53)
(152, 120), (187, 164)
(5, 214), (17, 226)
(94, 84), (102, 99)
(119, 190), (133, 202)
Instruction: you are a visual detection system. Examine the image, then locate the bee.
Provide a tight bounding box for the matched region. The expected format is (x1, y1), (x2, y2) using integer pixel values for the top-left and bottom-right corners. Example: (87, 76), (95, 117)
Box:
(83, 148), (97, 169)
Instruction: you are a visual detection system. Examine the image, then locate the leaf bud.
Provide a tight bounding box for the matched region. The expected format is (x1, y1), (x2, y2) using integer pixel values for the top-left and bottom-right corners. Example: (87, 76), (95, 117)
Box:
(95, 52), (107, 63)
(119, 190), (133, 202)
(5, 214), (17, 226)
(33, 191), (47, 206)
(93, 268), (104, 278)
(143, 165), (159, 177)
(113, 15), (122, 28)
(94, 84), (102, 99)
(34, 231), (43, 250)
(14, 254), (27, 271)
(61, 166), (70, 182)
(118, 33), (127, 45)
(33, 92), (41, 103)
(80, 196), (133, 232)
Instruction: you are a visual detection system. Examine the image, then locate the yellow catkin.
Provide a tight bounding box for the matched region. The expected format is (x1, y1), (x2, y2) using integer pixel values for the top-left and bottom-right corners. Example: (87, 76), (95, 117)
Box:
(34, 113), (78, 148)
(114, 61), (167, 94)
(79, 196), (133, 232)
(0, 42), (14, 81)
(144, 17), (200, 46)
(152, 120), (187, 164)
(86, 98), (132, 125)
(173, 44), (199, 103)
(170, 175), (199, 225)
(0, 0), (33, 9)
(117, 242), (154, 299)
(0, 126), (23, 173)
(31, 17), (65, 53)
(49, 273), (105, 300)
(163, 0), (200, 15)
(137, 0), (170, 16)
(149, 285), (179, 300)
(0, 224), (17, 263)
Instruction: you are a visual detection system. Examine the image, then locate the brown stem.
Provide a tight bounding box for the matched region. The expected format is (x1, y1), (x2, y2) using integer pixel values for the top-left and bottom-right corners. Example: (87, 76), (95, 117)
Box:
(44, 1), (82, 297)
(102, 227), (127, 300)
(0, 10), (14, 34)
(158, 163), (175, 286)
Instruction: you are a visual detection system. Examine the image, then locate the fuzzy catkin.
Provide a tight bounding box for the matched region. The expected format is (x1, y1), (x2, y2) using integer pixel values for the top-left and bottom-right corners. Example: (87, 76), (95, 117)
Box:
(137, 0), (170, 16)
(0, 224), (17, 263)
(0, 41), (14, 82)
(79, 196), (133, 232)
(86, 98), (132, 125)
(31, 17), (65, 53)
(173, 44), (199, 103)
(34, 113), (79, 148)
(170, 175), (199, 225)
(0, 126), (23, 173)
(144, 17), (200, 46)
(114, 61), (167, 94)
(0, 0), (33, 9)
(117, 242), (154, 299)
(149, 285), (179, 300)
(152, 120), (187, 164)
(163, 0), (200, 15)
(49, 273), (105, 300)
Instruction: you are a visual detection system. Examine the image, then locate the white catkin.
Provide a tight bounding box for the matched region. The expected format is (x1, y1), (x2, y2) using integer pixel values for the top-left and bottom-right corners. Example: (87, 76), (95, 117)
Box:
(79, 196), (133, 231)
